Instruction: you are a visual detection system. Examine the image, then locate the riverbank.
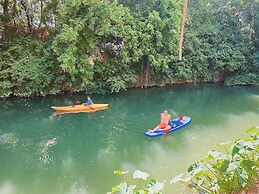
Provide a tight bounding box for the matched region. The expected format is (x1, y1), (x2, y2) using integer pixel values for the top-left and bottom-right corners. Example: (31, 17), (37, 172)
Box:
(1, 79), (258, 99)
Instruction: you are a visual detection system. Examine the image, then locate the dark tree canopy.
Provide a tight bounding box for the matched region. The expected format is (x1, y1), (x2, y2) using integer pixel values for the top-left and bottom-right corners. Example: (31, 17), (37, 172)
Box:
(0, 0), (258, 97)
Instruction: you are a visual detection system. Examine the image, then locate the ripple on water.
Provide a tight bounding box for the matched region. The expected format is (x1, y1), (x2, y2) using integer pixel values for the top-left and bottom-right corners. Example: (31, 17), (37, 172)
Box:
(64, 183), (91, 194)
(39, 137), (58, 164)
(0, 132), (18, 149)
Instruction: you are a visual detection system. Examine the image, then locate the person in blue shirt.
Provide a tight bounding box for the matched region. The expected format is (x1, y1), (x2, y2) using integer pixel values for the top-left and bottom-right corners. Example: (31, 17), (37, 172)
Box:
(85, 96), (93, 106)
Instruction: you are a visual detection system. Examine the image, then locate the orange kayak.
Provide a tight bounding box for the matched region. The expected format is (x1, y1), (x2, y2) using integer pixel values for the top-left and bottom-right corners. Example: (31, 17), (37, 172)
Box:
(52, 107), (108, 116)
(51, 104), (109, 111)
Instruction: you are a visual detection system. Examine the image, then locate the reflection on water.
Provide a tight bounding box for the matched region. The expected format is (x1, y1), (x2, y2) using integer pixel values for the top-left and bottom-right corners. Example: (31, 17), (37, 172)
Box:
(0, 181), (16, 194)
(0, 84), (258, 194)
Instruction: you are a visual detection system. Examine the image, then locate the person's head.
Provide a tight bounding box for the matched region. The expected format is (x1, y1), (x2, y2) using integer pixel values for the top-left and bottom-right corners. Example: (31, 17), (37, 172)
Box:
(163, 109), (168, 114)
(87, 96), (91, 100)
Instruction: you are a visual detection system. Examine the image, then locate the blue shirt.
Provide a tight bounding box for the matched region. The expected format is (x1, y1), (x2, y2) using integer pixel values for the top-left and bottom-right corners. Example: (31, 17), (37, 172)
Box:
(86, 99), (93, 106)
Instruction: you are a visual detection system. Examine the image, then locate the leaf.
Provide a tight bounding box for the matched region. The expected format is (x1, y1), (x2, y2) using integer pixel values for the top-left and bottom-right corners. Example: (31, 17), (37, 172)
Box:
(188, 162), (203, 173)
(148, 179), (157, 186)
(135, 190), (145, 194)
(227, 162), (238, 172)
(117, 181), (136, 194)
(147, 181), (164, 194)
(133, 170), (150, 180)
(240, 160), (255, 172)
(219, 160), (230, 173)
(201, 154), (214, 162)
(127, 185), (136, 193)
(246, 126), (257, 133)
(208, 150), (222, 160)
(243, 141), (254, 151)
(114, 170), (129, 175)
(236, 167), (249, 187)
(110, 184), (119, 193)
(170, 174), (184, 184)
(217, 141), (232, 146)
(232, 145), (240, 157)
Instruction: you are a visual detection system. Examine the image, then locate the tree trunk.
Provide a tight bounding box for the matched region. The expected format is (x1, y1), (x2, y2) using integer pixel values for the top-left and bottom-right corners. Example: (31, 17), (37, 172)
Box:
(1, 0), (10, 40)
(2, 0), (9, 15)
(38, 0), (43, 28)
(21, 0), (32, 32)
(179, 0), (188, 61)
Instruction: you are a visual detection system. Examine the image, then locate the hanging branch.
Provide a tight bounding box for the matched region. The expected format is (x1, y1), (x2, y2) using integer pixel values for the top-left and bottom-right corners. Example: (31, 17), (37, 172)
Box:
(179, 0), (188, 61)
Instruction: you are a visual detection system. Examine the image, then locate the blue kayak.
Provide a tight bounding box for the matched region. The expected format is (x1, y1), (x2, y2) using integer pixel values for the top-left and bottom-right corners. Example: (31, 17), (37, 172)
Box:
(145, 116), (191, 138)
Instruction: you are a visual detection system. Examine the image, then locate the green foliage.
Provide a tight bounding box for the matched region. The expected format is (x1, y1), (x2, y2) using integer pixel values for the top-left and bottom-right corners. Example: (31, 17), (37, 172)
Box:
(92, 61), (136, 93)
(0, 36), (60, 97)
(108, 170), (164, 194)
(171, 0), (258, 82)
(225, 72), (259, 86)
(51, 0), (136, 92)
(251, 51), (259, 67)
(0, 0), (258, 97)
(172, 126), (259, 194)
(119, 0), (183, 73)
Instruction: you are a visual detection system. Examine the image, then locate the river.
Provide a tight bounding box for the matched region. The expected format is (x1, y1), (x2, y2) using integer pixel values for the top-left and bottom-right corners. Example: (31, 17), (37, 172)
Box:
(0, 84), (258, 194)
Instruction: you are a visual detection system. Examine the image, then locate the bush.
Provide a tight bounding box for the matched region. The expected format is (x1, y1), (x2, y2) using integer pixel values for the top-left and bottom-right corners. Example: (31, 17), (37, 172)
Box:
(225, 72), (259, 86)
(172, 126), (259, 194)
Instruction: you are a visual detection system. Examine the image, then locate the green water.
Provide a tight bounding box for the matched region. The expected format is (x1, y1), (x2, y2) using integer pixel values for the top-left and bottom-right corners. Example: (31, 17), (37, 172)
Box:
(0, 84), (258, 194)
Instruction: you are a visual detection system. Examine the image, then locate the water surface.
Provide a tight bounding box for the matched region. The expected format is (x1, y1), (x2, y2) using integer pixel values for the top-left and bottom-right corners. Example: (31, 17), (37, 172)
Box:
(0, 84), (258, 193)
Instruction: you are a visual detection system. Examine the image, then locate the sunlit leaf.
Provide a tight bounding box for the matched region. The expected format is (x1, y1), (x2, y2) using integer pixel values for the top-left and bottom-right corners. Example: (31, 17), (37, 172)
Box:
(114, 170), (129, 175)
(188, 162), (203, 173)
(147, 181), (164, 194)
(208, 150), (222, 160)
(170, 174), (184, 184)
(133, 170), (150, 180)
(116, 181), (136, 194)
(246, 126), (257, 133)
(227, 162), (238, 172)
(108, 184), (118, 193)
(217, 141), (232, 146)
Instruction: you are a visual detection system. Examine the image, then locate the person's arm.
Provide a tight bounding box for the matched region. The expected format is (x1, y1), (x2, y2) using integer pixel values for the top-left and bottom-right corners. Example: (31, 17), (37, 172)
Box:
(169, 115), (172, 123)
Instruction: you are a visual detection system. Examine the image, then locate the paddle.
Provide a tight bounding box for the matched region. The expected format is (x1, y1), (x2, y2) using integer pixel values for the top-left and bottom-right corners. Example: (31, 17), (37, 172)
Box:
(89, 105), (95, 111)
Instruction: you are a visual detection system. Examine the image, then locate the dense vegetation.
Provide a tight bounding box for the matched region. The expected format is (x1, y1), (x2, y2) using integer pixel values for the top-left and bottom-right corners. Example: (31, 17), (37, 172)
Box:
(108, 126), (259, 194)
(0, 0), (258, 97)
